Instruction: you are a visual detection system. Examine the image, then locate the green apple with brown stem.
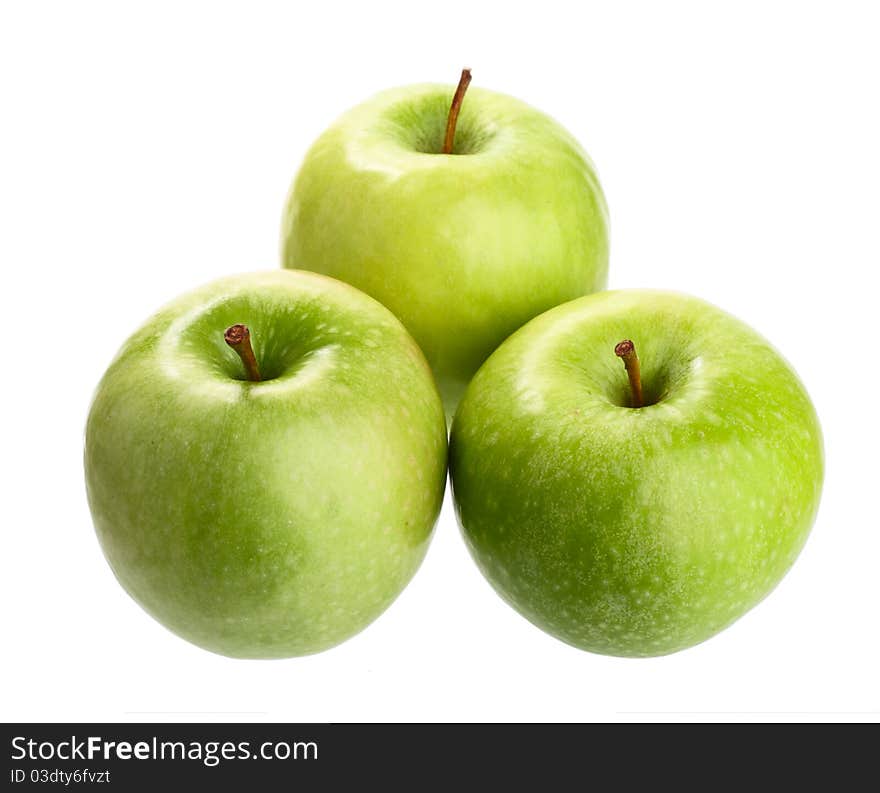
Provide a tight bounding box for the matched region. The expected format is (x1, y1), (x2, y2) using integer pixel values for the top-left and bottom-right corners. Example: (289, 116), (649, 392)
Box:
(281, 70), (610, 417)
(85, 270), (447, 658)
(450, 290), (824, 657)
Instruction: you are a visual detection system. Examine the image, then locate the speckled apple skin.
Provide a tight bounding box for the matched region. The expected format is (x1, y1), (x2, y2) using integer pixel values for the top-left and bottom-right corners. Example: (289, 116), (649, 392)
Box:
(281, 83), (609, 417)
(85, 271), (447, 658)
(450, 290), (824, 657)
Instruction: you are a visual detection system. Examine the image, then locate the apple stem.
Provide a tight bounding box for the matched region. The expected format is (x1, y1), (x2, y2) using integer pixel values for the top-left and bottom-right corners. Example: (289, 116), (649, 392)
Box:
(442, 68), (472, 154)
(225, 324), (262, 382)
(614, 339), (644, 408)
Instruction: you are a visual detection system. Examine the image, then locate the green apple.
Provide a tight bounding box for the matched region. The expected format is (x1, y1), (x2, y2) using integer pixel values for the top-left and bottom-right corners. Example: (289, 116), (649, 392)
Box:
(84, 270), (447, 658)
(450, 290), (824, 657)
(281, 72), (609, 417)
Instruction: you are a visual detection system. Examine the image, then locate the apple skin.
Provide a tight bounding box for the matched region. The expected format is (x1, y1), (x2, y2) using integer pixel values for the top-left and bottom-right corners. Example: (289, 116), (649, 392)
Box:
(85, 270), (447, 658)
(281, 83), (609, 417)
(449, 290), (824, 657)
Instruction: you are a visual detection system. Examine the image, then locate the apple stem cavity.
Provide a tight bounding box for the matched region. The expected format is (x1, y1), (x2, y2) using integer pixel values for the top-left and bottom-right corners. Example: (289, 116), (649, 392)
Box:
(224, 324), (262, 382)
(614, 339), (644, 408)
(442, 68), (472, 155)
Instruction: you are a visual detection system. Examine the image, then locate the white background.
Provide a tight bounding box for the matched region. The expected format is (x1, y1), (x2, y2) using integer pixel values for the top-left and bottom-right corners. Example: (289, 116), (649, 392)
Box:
(2, 1), (878, 723)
